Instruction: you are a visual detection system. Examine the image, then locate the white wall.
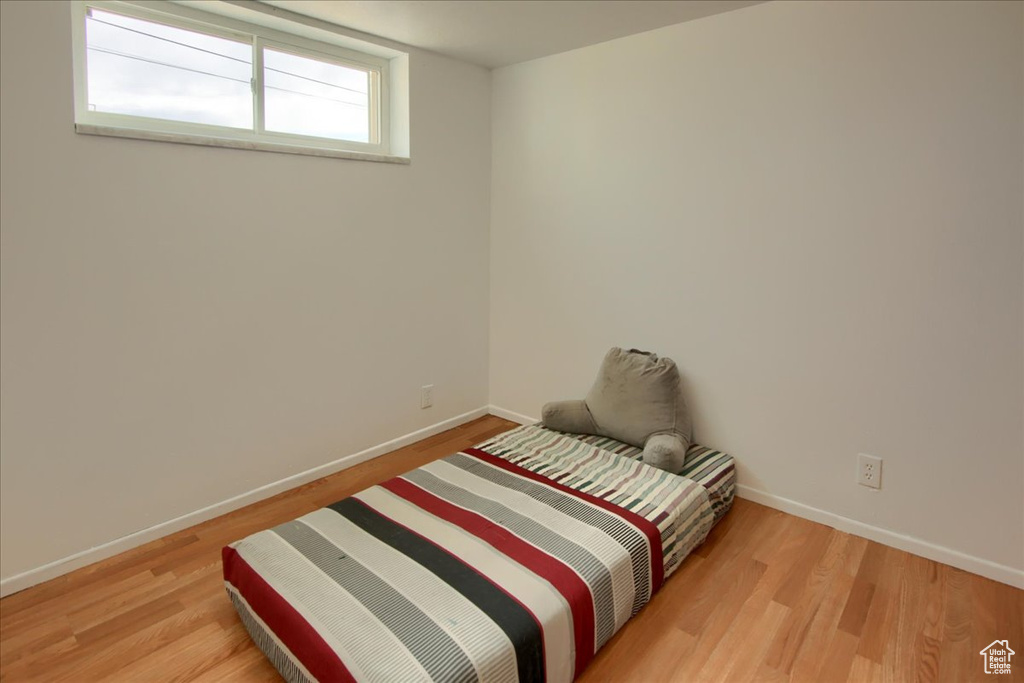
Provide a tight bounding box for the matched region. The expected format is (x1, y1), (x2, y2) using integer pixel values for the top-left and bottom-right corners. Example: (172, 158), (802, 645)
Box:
(491, 1), (1024, 577)
(3, 0), (1022, 592)
(0, 0), (491, 583)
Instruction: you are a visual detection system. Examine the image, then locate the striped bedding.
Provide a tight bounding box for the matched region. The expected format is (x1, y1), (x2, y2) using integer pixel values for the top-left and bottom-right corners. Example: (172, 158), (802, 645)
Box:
(553, 430), (736, 524)
(223, 424), (726, 683)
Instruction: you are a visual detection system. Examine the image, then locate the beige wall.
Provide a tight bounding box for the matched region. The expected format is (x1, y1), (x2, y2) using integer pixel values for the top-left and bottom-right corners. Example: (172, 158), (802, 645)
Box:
(490, 1), (1024, 576)
(3, 0), (1022, 590)
(0, 0), (491, 581)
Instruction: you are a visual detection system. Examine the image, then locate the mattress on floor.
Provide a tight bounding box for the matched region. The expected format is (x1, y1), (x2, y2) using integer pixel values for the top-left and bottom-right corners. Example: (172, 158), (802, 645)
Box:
(223, 423), (724, 683)
(550, 429), (737, 524)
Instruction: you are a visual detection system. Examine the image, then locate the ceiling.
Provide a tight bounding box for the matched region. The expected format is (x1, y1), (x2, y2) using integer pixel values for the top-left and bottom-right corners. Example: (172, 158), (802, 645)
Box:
(260, 1), (765, 69)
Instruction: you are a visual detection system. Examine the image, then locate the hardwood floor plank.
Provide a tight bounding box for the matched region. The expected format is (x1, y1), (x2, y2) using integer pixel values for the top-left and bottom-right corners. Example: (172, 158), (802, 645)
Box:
(787, 535), (868, 682)
(688, 528), (806, 683)
(2, 415), (1021, 682)
(848, 654), (882, 682)
(857, 544), (908, 664)
(771, 525), (833, 608)
(674, 503), (762, 623)
(935, 566), (973, 683)
(887, 554), (934, 680)
(854, 540), (888, 586)
(189, 644), (280, 682)
(1, 569), (158, 639)
(73, 593), (185, 647)
(808, 628), (859, 683)
(50, 594), (230, 682)
(716, 600), (790, 682)
(0, 617), (74, 670)
(753, 662), (791, 683)
(764, 530), (847, 674)
(103, 622), (232, 683)
(914, 633), (942, 683)
(0, 636), (79, 683)
(837, 577), (876, 637)
(604, 625), (697, 682)
(65, 571), (179, 632)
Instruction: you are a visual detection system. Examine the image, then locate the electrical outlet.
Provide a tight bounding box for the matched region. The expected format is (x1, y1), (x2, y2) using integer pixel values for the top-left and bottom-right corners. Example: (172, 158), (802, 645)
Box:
(857, 453), (882, 489)
(420, 384), (433, 409)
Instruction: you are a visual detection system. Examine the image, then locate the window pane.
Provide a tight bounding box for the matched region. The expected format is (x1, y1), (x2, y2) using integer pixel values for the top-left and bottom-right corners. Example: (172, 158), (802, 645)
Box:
(85, 9), (253, 129)
(263, 48), (370, 143)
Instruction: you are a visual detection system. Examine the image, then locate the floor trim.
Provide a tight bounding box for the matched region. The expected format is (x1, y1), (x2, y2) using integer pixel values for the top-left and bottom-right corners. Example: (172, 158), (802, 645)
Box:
(7, 406), (1019, 595)
(487, 405), (538, 425)
(736, 484), (1024, 589)
(0, 406), (490, 598)
(487, 404), (1023, 589)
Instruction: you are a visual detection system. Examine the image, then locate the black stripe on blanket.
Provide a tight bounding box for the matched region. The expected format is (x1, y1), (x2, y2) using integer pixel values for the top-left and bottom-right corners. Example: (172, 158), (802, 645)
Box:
(402, 466), (616, 647)
(446, 452), (653, 616)
(273, 520), (477, 683)
(328, 497), (546, 683)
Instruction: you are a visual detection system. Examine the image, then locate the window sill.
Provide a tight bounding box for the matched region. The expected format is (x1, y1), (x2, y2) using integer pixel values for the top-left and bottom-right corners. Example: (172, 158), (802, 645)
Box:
(74, 123), (411, 165)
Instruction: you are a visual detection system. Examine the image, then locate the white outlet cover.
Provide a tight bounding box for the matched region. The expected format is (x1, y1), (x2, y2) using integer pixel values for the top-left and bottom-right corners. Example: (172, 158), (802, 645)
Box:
(857, 453), (882, 490)
(420, 384), (434, 409)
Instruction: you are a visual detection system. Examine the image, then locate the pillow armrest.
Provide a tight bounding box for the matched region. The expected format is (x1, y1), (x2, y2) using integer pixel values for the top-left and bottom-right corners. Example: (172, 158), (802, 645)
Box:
(541, 400), (599, 435)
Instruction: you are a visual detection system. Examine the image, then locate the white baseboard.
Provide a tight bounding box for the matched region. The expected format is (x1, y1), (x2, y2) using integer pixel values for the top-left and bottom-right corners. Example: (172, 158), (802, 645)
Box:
(736, 484), (1024, 589)
(8, 407), (1018, 596)
(487, 405), (538, 425)
(485, 405), (1023, 589)
(0, 406), (490, 598)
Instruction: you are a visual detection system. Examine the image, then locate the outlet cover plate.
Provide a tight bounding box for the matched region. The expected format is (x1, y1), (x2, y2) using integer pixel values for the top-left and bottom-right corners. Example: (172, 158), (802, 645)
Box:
(857, 453), (882, 489)
(420, 384), (433, 409)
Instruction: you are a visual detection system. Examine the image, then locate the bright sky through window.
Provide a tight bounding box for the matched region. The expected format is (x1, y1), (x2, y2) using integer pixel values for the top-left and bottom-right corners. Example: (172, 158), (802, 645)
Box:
(264, 49), (369, 143)
(83, 9), (372, 143)
(86, 10), (253, 128)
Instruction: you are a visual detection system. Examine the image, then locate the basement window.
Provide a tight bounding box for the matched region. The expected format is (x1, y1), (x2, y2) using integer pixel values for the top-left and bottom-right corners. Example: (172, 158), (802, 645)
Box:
(71, 1), (408, 162)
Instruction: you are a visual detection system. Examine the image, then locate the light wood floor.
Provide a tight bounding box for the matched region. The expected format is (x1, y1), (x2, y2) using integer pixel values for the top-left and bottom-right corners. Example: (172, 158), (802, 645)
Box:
(1, 415), (1021, 682)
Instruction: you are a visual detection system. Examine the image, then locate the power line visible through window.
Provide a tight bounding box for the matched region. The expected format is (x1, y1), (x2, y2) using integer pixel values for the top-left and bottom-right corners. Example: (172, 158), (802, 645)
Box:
(71, 1), (396, 158)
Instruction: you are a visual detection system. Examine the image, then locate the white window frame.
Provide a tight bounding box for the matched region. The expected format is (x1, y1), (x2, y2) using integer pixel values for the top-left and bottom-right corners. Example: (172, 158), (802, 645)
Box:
(71, 0), (402, 162)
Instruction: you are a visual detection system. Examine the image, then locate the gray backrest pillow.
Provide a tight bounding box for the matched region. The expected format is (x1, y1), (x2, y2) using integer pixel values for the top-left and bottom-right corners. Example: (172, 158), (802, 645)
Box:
(541, 347), (693, 473)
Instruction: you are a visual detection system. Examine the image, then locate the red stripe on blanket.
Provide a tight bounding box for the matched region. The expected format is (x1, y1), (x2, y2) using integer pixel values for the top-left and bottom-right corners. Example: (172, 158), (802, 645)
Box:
(463, 447), (665, 592)
(381, 477), (593, 677)
(222, 546), (355, 683)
